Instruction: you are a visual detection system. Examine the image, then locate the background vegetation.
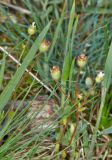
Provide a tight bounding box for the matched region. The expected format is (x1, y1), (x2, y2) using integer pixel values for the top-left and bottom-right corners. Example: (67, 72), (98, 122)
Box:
(0, 0), (112, 159)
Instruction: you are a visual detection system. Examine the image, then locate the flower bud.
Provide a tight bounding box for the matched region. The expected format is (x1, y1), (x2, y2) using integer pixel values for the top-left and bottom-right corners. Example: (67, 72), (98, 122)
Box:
(95, 72), (104, 83)
(50, 66), (61, 81)
(39, 40), (50, 53)
(85, 77), (93, 88)
(28, 22), (36, 36)
(77, 54), (87, 68)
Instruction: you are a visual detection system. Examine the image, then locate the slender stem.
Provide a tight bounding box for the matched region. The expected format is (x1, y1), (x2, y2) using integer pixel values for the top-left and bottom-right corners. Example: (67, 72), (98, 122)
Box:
(60, 81), (66, 108)
(17, 36), (31, 67)
(75, 69), (80, 98)
(69, 109), (80, 145)
(87, 86), (107, 159)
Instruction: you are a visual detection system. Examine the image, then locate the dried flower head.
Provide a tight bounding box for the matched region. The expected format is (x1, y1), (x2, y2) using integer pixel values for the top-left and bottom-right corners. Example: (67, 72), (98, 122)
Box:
(39, 39), (50, 53)
(50, 66), (61, 81)
(28, 22), (36, 36)
(77, 53), (87, 68)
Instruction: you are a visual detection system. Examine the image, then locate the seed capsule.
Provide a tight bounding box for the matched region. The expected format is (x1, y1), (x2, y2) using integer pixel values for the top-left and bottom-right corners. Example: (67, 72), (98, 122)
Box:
(39, 40), (50, 53)
(77, 53), (87, 68)
(28, 22), (36, 36)
(95, 72), (104, 83)
(50, 66), (61, 81)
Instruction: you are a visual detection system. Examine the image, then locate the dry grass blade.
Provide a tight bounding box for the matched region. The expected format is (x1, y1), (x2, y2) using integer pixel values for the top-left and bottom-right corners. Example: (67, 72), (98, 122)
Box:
(0, 1), (30, 14)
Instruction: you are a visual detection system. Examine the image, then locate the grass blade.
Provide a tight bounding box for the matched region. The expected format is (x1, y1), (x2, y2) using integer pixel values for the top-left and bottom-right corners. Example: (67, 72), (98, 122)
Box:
(104, 42), (112, 90)
(0, 54), (6, 89)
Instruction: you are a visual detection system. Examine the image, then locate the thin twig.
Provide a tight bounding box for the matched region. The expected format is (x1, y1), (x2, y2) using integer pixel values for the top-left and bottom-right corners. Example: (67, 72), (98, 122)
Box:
(0, 46), (53, 94)
(0, 1), (31, 15)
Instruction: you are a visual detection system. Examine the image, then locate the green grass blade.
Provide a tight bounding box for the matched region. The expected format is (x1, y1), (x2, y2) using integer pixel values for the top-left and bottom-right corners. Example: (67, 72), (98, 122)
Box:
(60, 1), (76, 108)
(0, 54), (6, 89)
(64, 0), (75, 56)
(61, 50), (72, 82)
(104, 42), (112, 90)
(48, 2), (66, 59)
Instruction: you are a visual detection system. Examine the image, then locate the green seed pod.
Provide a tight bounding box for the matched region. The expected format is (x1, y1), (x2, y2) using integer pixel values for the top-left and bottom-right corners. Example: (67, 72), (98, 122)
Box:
(95, 72), (104, 83)
(77, 53), (87, 68)
(39, 40), (50, 53)
(28, 22), (36, 36)
(50, 66), (61, 81)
